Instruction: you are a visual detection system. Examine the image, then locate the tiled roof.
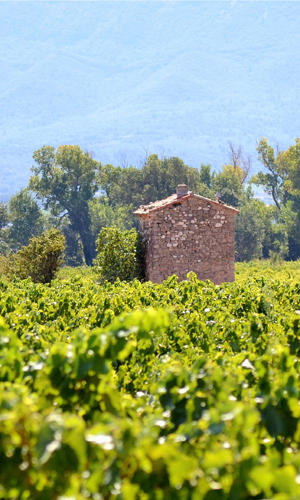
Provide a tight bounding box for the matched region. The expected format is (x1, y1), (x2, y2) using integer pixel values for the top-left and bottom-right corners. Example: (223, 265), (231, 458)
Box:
(133, 192), (190, 215)
(133, 192), (240, 216)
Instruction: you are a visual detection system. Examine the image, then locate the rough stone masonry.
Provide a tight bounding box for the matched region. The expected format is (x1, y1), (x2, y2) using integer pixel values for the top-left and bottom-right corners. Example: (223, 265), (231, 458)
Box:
(133, 184), (239, 284)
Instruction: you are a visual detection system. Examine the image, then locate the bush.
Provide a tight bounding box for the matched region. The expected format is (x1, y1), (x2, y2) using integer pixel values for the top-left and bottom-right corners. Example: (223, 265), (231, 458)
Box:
(94, 226), (144, 283)
(4, 229), (65, 284)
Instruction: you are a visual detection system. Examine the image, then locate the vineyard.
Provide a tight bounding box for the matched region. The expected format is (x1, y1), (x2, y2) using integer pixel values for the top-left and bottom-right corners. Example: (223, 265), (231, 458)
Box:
(1, 261), (300, 499)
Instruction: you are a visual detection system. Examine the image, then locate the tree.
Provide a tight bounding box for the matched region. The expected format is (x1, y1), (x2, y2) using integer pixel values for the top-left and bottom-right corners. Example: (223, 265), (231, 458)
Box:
(235, 199), (265, 261)
(4, 229), (65, 284)
(196, 145), (251, 208)
(89, 198), (137, 241)
(227, 141), (252, 182)
(61, 223), (84, 267)
(251, 138), (289, 210)
(0, 203), (8, 230)
(99, 155), (202, 208)
(197, 164), (215, 198)
(276, 139), (300, 253)
(8, 188), (44, 248)
(252, 138), (300, 259)
(94, 226), (144, 283)
(199, 163), (214, 188)
(29, 145), (101, 265)
(140, 154), (201, 204)
(213, 165), (244, 208)
(0, 203), (10, 255)
(280, 138), (300, 194)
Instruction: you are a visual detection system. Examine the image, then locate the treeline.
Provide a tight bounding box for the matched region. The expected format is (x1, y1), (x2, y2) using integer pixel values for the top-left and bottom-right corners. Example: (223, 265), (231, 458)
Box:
(1, 139), (300, 265)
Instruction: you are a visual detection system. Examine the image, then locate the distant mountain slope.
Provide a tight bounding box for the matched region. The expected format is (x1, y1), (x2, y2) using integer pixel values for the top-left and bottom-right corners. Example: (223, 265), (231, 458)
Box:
(1, 1), (300, 197)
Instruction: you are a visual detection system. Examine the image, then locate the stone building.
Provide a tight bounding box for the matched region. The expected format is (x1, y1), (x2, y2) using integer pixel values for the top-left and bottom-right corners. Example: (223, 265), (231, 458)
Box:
(133, 184), (239, 284)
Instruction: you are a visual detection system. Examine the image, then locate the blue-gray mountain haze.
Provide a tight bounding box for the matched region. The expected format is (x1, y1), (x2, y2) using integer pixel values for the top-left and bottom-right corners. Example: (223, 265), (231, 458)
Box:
(1, 1), (300, 201)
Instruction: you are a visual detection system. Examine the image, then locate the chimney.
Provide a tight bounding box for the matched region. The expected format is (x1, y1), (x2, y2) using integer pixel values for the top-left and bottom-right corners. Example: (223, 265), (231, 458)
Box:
(215, 192), (221, 202)
(177, 184), (188, 198)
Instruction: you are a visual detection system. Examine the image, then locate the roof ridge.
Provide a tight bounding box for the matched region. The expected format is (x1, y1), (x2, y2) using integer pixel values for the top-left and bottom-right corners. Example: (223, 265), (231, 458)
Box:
(133, 191), (239, 216)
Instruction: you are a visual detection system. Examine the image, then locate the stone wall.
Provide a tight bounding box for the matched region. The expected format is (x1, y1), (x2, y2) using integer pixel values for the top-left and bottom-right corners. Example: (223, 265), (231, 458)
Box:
(138, 196), (236, 284)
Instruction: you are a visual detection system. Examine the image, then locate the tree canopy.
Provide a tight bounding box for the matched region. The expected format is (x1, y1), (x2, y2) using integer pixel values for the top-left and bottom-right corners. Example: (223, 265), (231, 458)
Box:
(29, 145), (101, 265)
(252, 137), (300, 255)
(99, 154), (202, 207)
(8, 188), (44, 249)
(2, 139), (300, 268)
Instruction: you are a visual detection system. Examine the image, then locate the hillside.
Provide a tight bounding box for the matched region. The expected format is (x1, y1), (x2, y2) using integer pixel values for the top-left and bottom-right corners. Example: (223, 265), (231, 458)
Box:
(1, 1), (300, 198)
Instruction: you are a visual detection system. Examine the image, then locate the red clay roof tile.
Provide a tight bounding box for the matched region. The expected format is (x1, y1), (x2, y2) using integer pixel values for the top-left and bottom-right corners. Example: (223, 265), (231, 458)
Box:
(133, 192), (239, 216)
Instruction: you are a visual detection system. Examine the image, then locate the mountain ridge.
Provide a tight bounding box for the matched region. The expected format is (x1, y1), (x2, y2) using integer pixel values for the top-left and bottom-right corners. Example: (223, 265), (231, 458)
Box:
(1, 1), (300, 197)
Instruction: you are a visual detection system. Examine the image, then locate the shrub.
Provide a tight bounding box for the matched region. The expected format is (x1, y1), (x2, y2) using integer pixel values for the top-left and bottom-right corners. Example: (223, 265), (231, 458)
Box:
(4, 229), (65, 284)
(94, 226), (144, 283)
(0, 254), (11, 278)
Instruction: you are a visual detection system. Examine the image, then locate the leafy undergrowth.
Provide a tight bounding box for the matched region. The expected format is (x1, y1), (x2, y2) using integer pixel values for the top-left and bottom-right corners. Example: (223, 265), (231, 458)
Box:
(57, 260), (300, 285)
(1, 265), (300, 499)
(235, 259), (300, 283)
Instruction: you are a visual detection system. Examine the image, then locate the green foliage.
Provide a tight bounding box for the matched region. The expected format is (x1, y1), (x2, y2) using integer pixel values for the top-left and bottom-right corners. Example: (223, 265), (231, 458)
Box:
(6, 229), (65, 284)
(8, 187), (44, 248)
(251, 137), (300, 259)
(89, 198), (137, 238)
(1, 263), (300, 497)
(13, 142), (291, 265)
(94, 226), (144, 283)
(252, 137), (289, 210)
(29, 145), (101, 265)
(6, 141), (299, 267)
(234, 192), (288, 261)
(199, 163), (214, 188)
(235, 199), (266, 261)
(197, 163), (216, 198)
(213, 164), (244, 207)
(0, 203), (10, 256)
(0, 203), (8, 230)
(61, 223), (84, 267)
(57, 264), (95, 283)
(100, 154), (202, 208)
